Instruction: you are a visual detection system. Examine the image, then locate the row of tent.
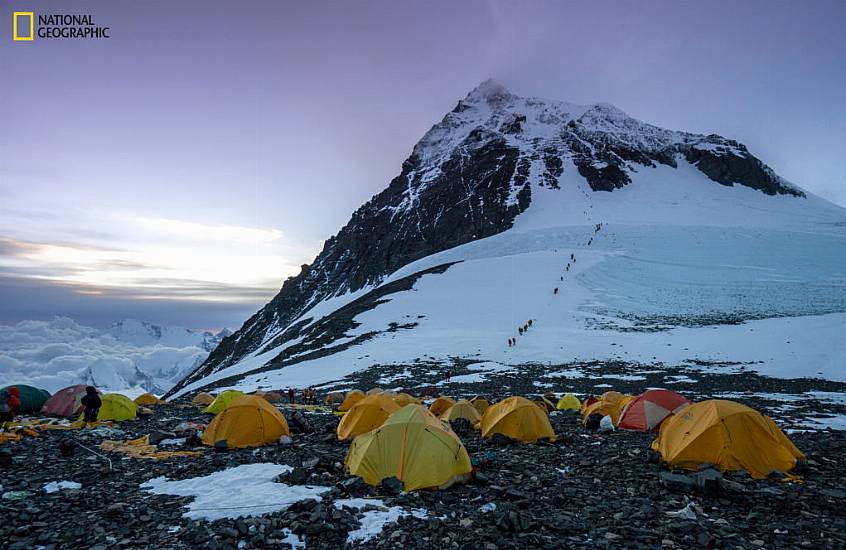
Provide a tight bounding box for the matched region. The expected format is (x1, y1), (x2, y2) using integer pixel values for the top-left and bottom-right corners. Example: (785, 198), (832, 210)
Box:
(2, 383), (166, 421)
(192, 385), (805, 488)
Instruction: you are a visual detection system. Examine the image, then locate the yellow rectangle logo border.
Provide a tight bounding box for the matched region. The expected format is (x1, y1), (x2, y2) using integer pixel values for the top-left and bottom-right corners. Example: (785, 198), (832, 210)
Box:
(13, 11), (35, 41)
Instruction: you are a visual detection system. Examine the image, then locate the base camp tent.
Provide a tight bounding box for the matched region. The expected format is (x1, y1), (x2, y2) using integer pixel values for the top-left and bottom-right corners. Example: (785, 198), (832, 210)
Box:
(481, 396), (556, 443)
(203, 390), (246, 415)
(41, 384), (88, 417)
(394, 393), (421, 407)
(440, 399), (482, 424)
(1, 385), (50, 413)
(582, 391), (630, 425)
(652, 400), (804, 479)
(429, 396), (456, 417)
(618, 389), (689, 431)
(202, 395), (290, 449)
(470, 397), (490, 415)
(96, 394), (138, 421)
(338, 390), (365, 412)
(337, 393), (400, 441)
(345, 404), (472, 491)
(134, 393), (161, 406)
(556, 394), (581, 411)
(192, 392), (215, 406)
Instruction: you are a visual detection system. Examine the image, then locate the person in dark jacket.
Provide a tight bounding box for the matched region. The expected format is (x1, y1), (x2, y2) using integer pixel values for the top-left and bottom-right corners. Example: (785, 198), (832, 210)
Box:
(288, 387), (295, 404)
(80, 386), (101, 425)
(0, 387), (21, 430)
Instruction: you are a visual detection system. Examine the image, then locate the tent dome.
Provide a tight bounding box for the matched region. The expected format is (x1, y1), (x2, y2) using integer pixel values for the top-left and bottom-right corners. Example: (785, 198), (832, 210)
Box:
(652, 400), (804, 479)
(192, 392), (215, 406)
(338, 390), (365, 412)
(429, 396), (456, 417)
(134, 393), (161, 406)
(556, 394), (581, 411)
(470, 397), (490, 415)
(394, 393), (421, 407)
(440, 400), (482, 424)
(618, 389), (689, 431)
(1, 384), (51, 413)
(202, 395), (290, 449)
(203, 390), (245, 415)
(480, 396), (555, 443)
(345, 404), (472, 491)
(337, 393), (399, 441)
(40, 384), (88, 417)
(97, 393), (137, 421)
(582, 391), (632, 425)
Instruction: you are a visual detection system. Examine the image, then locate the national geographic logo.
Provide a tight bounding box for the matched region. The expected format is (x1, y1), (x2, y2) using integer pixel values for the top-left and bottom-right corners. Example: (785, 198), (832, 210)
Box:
(12, 11), (111, 40)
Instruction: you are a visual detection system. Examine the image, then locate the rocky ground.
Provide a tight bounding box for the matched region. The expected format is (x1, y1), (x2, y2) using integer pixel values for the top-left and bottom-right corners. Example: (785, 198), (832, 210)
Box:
(1, 363), (844, 549)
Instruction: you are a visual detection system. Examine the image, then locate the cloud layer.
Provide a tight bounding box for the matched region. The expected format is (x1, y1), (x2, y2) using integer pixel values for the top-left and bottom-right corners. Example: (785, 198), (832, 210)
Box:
(0, 317), (221, 394)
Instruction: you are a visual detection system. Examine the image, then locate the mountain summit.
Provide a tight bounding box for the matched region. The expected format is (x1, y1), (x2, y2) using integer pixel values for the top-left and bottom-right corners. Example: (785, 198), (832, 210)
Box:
(167, 82), (845, 397)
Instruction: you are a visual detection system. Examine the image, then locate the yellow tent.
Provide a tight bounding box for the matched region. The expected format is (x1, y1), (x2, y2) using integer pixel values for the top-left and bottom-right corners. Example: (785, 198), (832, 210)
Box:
(366, 388), (384, 395)
(339, 390), (365, 412)
(556, 394), (581, 411)
(134, 393), (160, 406)
(440, 400), (482, 425)
(192, 392), (215, 406)
(582, 391), (630, 425)
(480, 396), (556, 443)
(202, 395), (290, 449)
(96, 394), (137, 421)
(337, 393), (400, 441)
(429, 396), (456, 417)
(533, 397), (556, 412)
(394, 393), (420, 407)
(345, 404), (472, 491)
(203, 390), (246, 415)
(470, 397), (490, 415)
(651, 400), (804, 479)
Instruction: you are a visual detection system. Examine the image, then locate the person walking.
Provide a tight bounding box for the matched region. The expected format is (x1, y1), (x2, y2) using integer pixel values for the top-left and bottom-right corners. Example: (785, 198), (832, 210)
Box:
(81, 386), (101, 426)
(0, 387), (21, 431)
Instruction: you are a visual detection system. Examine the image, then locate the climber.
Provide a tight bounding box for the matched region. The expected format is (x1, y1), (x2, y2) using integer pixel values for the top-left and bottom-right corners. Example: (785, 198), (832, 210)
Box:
(528, 319), (533, 327)
(81, 386), (101, 426)
(554, 287), (559, 294)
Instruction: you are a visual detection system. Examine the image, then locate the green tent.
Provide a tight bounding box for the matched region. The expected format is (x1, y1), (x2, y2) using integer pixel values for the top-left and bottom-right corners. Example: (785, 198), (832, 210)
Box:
(1, 384), (51, 413)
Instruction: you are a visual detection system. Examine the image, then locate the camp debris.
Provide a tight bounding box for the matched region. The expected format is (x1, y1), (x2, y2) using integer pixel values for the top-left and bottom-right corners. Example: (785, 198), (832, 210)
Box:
(440, 399), (482, 425)
(192, 392), (215, 406)
(40, 384), (88, 417)
(480, 396), (556, 443)
(95, 394), (138, 421)
(1, 385), (51, 413)
(338, 390), (365, 412)
(201, 395), (290, 449)
(556, 393), (581, 411)
(324, 392), (345, 406)
(100, 435), (201, 460)
(202, 390), (246, 415)
(429, 396), (456, 417)
(618, 389), (690, 431)
(651, 399), (805, 479)
(345, 404), (472, 491)
(134, 393), (161, 406)
(337, 393), (400, 441)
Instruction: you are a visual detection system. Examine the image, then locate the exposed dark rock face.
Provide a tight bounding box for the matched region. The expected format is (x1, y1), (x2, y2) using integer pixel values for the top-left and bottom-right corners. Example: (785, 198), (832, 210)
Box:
(168, 80), (805, 397)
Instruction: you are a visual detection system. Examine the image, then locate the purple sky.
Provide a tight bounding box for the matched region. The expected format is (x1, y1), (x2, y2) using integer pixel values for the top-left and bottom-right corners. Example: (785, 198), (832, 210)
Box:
(1, 0), (845, 330)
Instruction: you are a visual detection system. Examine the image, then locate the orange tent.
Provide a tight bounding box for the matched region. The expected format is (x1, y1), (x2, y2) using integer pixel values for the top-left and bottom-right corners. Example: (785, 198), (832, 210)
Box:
(201, 395), (289, 449)
(429, 396), (456, 417)
(652, 400), (804, 479)
(336, 393), (400, 440)
(480, 396), (555, 443)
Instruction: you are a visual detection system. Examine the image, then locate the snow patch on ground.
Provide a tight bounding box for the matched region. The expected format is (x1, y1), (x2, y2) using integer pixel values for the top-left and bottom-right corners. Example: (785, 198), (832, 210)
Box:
(141, 463), (331, 521)
(43, 481), (81, 493)
(334, 498), (427, 544)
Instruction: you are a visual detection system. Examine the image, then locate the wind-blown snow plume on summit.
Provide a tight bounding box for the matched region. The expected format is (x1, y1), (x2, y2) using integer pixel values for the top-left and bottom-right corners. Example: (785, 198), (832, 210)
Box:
(168, 81), (846, 397)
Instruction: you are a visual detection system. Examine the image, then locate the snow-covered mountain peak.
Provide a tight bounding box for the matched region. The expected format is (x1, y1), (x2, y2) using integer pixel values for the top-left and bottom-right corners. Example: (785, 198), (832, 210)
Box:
(167, 83), (844, 398)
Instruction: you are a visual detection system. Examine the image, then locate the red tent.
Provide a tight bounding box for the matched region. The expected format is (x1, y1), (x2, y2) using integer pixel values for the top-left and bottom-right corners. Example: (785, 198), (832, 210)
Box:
(40, 384), (87, 417)
(618, 389), (690, 431)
